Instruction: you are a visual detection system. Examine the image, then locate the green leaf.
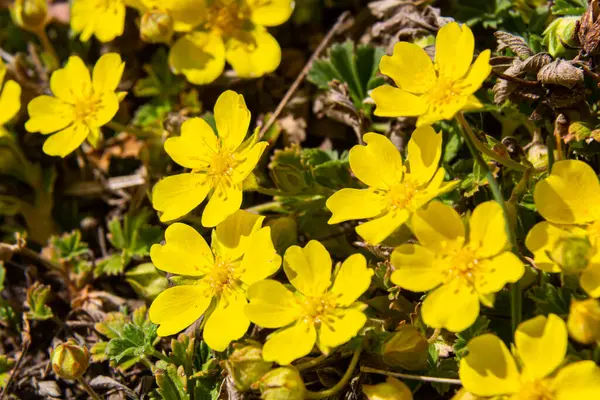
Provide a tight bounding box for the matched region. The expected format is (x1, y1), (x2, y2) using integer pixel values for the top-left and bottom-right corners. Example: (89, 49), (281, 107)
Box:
(48, 230), (89, 262)
(95, 254), (127, 277)
(308, 41), (384, 110)
(106, 318), (158, 364)
(551, 0), (587, 16)
(0, 355), (15, 389)
(24, 282), (53, 321)
(156, 364), (190, 400)
(132, 99), (173, 131)
(126, 263), (169, 301)
(133, 48), (185, 98)
(528, 283), (574, 317)
(0, 262), (5, 291)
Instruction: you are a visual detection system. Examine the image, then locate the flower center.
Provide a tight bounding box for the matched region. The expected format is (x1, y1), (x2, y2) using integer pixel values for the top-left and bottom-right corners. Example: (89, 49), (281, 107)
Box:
(386, 181), (418, 210)
(428, 78), (465, 106)
(300, 294), (338, 326)
(518, 380), (555, 400)
(203, 258), (237, 294)
(73, 95), (101, 123)
(210, 150), (237, 177)
(442, 247), (482, 287)
(206, 0), (248, 34)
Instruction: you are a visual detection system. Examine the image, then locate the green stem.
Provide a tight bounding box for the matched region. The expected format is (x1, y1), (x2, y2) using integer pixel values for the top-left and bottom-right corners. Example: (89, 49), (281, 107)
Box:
(456, 113), (522, 332)
(76, 376), (102, 400)
(36, 28), (59, 70)
(360, 367), (462, 385)
(106, 120), (154, 138)
(304, 345), (362, 399)
(244, 201), (284, 214)
(295, 353), (329, 372)
(546, 134), (555, 174)
(150, 349), (171, 364)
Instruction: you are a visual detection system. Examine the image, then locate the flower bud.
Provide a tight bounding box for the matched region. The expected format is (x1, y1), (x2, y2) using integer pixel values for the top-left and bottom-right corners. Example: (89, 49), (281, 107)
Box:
(381, 325), (428, 371)
(225, 342), (273, 392)
(51, 340), (90, 380)
(140, 9), (174, 44)
(269, 146), (313, 194)
(543, 16), (579, 58)
(363, 377), (413, 400)
(258, 367), (305, 400)
(550, 236), (592, 274)
(567, 298), (600, 345)
(11, 0), (48, 32)
(526, 143), (548, 170)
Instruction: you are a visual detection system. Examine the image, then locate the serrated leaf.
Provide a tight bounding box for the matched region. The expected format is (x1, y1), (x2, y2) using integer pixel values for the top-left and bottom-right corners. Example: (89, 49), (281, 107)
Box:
(106, 321), (158, 364)
(528, 283), (573, 316)
(156, 364), (190, 400)
(24, 282), (53, 321)
(126, 263), (169, 301)
(95, 254), (127, 277)
(95, 312), (129, 339)
(48, 230), (89, 262)
(551, 0), (587, 16)
(133, 48), (185, 98)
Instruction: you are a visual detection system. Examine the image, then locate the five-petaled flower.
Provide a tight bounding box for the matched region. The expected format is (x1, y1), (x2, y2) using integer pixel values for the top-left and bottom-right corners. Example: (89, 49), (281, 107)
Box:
(0, 58), (21, 130)
(526, 159), (600, 297)
(371, 22), (491, 127)
(152, 90), (268, 226)
(149, 210), (281, 351)
(245, 240), (373, 365)
(71, 0), (126, 43)
(459, 313), (600, 399)
(168, 0), (294, 84)
(391, 200), (524, 332)
(326, 126), (458, 245)
(25, 53), (125, 157)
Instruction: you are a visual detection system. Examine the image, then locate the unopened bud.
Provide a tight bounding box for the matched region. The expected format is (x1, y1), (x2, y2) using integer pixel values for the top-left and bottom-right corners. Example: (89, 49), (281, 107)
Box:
(567, 298), (600, 345)
(225, 342), (273, 392)
(11, 0), (47, 32)
(51, 340), (90, 380)
(526, 143), (548, 170)
(140, 9), (174, 44)
(258, 367), (305, 400)
(381, 325), (428, 371)
(543, 16), (579, 58)
(550, 236), (592, 274)
(363, 377), (413, 400)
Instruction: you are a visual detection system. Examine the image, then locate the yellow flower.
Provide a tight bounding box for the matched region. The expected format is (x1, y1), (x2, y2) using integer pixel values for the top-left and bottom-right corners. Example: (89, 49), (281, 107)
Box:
(0, 59), (21, 129)
(151, 90), (268, 227)
(245, 240), (373, 365)
(525, 160), (600, 297)
(168, 0), (294, 84)
(363, 377), (413, 400)
(459, 313), (600, 399)
(25, 54), (125, 157)
(149, 210), (281, 351)
(371, 22), (491, 127)
(71, 0), (126, 42)
(127, 0), (206, 38)
(326, 126), (458, 245)
(391, 201), (524, 332)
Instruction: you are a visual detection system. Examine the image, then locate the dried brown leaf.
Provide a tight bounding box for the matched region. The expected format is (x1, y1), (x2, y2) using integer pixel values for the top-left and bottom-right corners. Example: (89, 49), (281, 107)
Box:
(537, 60), (584, 88)
(495, 31), (533, 59)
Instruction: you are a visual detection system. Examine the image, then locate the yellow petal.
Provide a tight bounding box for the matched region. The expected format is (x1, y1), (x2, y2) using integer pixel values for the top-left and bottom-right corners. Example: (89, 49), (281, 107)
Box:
(153, 173), (210, 222)
(42, 122), (89, 158)
(318, 307), (367, 354)
(214, 90), (251, 151)
(415, 97), (467, 127)
(390, 244), (442, 292)
(379, 42), (436, 94)
(232, 141), (268, 183)
(92, 53), (124, 94)
(245, 279), (302, 328)
(551, 360), (600, 399)
(468, 201), (508, 258)
(203, 290), (250, 351)
(461, 50), (492, 95)
(262, 321), (317, 365)
(0, 80), (21, 125)
(213, 209), (264, 261)
(25, 96), (73, 134)
(412, 201), (465, 254)
(201, 181), (243, 227)
(525, 222), (568, 273)
(363, 377), (414, 400)
(71, 0), (125, 42)
(149, 285), (212, 336)
(283, 240), (332, 296)
(326, 188), (386, 224)
(169, 32), (226, 85)
(330, 254), (373, 306)
(248, 0), (294, 26)
(150, 223), (214, 276)
(240, 227), (282, 284)
(435, 22), (475, 80)
(164, 117), (218, 169)
(534, 160), (600, 224)
(225, 27), (282, 79)
(90, 92), (119, 127)
(474, 252), (524, 294)
(356, 209), (410, 245)
(515, 314), (567, 381)
(458, 333), (521, 397)
(50, 56), (92, 103)
(580, 263), (600, 298)
(407, 125), (442, 185)
(371, 85), (428, 117)
(162, 0), (205, 32)
(349, 132), (403, 190)
(422, 280), (480, 332)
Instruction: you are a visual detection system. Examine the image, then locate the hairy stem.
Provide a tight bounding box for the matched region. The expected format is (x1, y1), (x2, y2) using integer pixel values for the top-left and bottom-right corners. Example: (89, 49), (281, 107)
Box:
(76, 376), (102, 400)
